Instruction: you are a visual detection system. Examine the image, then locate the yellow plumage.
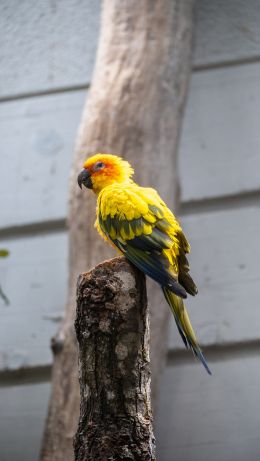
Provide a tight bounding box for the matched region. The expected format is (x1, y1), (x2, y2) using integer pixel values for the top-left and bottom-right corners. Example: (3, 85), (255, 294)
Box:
(78, 153), (211, 374)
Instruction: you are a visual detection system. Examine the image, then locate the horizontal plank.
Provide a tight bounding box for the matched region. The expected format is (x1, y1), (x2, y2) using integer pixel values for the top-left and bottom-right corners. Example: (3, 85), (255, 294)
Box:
(195, 0), (260, 68)
(1, 199), (259, 371)
(0, 0), (101, 98)
(2, 1), (260, 98)
(180, 62), (260, 202)
(0, 90), (85, 229)
(2, 62), (260, 229)
(168, 205), (260, 350)
(156, 355), (260, 461)
(0, 382), (50, 461)
(0, 232), (68, 370)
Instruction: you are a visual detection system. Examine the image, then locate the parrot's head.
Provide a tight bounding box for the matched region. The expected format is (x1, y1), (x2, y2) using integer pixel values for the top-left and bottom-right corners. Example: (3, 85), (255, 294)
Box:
(77, 153), (134, 194)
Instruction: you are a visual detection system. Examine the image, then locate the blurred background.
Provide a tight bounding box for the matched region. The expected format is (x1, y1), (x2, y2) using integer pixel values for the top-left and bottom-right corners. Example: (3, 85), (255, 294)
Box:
(1, 1), (260, 460)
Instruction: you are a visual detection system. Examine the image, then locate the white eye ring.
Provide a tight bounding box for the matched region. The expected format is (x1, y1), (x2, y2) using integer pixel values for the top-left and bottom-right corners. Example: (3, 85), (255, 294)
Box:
(94, 161), (105, 170)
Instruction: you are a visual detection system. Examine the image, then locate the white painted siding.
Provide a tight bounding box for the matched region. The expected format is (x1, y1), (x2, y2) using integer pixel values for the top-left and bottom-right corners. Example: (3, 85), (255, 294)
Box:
(0, 232), (68, 369)
(2, 62), (260, 229)
(195, 0), (260, 68)
(169, 205), (260, 349)
(0, 382), (50, 461)
(0, 91), (85, 228)
(0, 0), (101, 97)
(156, 356), (260, 461)
(2, 0), (260, 97)
(179, 62), (260, 202)
(1, 1), (260, 460)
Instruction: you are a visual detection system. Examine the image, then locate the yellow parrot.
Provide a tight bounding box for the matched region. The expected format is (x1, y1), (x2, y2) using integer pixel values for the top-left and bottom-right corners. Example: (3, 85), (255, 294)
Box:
(78, 153), (211, 374)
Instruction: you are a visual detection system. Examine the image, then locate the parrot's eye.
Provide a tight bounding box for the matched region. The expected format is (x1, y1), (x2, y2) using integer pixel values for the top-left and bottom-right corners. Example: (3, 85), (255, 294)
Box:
(94, 161), (105, 171)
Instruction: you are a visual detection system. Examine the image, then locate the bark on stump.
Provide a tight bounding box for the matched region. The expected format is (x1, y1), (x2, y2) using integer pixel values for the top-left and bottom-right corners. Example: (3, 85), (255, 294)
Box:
(74, 257), (155, 461)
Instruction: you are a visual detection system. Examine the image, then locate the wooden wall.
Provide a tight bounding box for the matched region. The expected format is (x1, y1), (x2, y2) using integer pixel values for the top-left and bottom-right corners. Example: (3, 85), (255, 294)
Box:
(156, 2), (260, 459)
(1, 1), (260, 460)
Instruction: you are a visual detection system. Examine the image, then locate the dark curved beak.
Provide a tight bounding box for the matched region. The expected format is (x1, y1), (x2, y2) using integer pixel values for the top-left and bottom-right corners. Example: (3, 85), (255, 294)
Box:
(77, 169), (93, 189)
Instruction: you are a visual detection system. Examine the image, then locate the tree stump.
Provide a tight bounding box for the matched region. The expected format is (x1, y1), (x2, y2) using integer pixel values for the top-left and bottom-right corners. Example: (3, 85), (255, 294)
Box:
(74, 257), (155, 461)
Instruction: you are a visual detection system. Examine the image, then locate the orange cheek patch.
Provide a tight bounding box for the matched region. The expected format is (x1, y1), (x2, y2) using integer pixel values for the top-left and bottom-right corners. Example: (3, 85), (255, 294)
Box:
(92, 164), (118, 180)
(103, 167), (118, 179)
(91, 166), (121, 191)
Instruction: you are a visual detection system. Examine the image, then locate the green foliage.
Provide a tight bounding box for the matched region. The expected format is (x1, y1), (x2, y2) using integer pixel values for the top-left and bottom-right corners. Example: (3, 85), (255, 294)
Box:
(0, 285), (9, 305)
(0, 249), (9, 305)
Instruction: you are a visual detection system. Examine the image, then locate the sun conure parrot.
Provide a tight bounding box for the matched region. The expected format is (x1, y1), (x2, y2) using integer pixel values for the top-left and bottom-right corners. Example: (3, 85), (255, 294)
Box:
(77, 153), (211, 374)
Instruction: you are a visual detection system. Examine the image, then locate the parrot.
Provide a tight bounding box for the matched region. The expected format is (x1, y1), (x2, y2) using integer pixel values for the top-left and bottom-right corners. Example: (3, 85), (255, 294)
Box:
(77, 153), (211, 374)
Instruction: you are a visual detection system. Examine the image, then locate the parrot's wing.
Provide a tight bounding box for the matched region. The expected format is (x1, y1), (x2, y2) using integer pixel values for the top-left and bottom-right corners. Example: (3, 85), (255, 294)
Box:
(177, 234), (198, 296)
(147, 189), (198, 296)
(98, 186), (188, 298)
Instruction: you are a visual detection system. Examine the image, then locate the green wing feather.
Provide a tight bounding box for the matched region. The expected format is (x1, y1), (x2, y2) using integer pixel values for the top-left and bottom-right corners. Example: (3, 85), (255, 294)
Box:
(98, 187), (191, 297)
(97, 184), (210, 374)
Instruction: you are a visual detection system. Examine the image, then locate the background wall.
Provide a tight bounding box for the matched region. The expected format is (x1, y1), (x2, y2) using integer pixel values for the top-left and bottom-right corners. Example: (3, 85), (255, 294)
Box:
(1, 1), (260, 460)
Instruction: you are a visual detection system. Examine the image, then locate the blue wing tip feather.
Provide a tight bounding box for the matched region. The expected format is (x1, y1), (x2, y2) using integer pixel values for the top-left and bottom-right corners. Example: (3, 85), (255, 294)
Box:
(195, 348), (212, 375)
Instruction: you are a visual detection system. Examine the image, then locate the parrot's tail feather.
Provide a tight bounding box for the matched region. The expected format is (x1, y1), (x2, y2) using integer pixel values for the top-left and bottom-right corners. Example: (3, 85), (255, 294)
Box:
(193, 347), (212, 375)
(162, 287), (211, 375)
